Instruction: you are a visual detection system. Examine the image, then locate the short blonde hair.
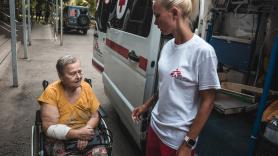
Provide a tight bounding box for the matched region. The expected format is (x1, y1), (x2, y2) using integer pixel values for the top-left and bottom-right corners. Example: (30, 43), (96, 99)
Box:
(154, 0), (198, 20)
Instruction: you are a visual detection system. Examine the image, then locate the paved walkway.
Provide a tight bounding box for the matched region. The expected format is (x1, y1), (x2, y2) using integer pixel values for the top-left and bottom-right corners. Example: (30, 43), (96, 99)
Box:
(31, 23), (53, 40)
(0, 24), (107, 155)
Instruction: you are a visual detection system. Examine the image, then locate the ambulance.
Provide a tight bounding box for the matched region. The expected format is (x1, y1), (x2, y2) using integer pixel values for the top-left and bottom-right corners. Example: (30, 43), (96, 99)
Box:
(93, 0), (278, 153)
(93, 0), (211, 149)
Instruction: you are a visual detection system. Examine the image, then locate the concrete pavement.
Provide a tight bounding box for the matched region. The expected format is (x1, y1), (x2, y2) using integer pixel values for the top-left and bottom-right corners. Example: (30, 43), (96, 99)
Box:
(0, 23), (103, 155)
(0, 23), (141, 156)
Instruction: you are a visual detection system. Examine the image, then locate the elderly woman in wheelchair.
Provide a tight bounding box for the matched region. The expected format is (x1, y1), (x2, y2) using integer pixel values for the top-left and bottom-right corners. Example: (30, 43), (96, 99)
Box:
(35, 55), (111, 156)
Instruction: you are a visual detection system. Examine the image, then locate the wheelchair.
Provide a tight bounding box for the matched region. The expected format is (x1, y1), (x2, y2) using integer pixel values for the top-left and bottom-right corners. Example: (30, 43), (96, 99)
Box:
(31, 78), (113, 156)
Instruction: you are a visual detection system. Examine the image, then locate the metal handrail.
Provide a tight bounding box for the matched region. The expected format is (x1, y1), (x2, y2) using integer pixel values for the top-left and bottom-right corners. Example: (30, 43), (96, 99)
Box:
(0, 9), (23, 32)
(0, 20), (12, 28)
(0, 23), (11, 33)
(0, 10), (20, 23)
(0, 20), (21, 33)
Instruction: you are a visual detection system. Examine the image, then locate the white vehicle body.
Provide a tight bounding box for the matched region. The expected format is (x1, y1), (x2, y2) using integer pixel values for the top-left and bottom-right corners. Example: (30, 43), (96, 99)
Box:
(92, 30), (105, 72)
(92, 0), (111, 72)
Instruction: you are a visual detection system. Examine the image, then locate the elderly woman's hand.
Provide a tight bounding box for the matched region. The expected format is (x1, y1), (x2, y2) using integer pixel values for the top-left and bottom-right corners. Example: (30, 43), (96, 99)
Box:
(77, 139), (89, 150)
(76, 126), (94, 140)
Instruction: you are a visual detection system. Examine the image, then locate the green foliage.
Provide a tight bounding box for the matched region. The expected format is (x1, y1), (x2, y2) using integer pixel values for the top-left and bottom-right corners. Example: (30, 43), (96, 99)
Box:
(76, 0), (87, 6)
(68, 0), (87, 6)
(68, 0), (96, 15)
(86, 0), (96, 15)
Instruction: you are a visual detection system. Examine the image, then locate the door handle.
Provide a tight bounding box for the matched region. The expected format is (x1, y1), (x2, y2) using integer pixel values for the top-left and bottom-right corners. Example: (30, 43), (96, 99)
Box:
(128, 50), (139, 62)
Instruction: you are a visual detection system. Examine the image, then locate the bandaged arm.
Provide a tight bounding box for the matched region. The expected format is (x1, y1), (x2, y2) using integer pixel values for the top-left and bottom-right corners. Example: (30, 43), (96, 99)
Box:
(41, 103), (71, 140)
(47, 124), (71, 140)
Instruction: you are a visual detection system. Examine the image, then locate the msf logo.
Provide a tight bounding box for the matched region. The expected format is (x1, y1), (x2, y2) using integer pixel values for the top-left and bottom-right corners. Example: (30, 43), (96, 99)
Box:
(170, 68), (188, 81)
(170, 68), (181, 78)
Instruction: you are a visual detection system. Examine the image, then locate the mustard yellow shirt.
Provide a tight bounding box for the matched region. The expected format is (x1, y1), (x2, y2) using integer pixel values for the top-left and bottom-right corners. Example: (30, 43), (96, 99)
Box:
(38, 80), (100, 129)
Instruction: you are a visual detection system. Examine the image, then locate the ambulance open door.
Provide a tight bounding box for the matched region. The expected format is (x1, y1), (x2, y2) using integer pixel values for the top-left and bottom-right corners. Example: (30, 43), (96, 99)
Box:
(102, 0), (161, 149)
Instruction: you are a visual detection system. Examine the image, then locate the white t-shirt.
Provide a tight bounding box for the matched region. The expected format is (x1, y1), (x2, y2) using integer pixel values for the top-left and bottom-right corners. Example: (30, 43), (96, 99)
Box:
(151, 34), (221, 150)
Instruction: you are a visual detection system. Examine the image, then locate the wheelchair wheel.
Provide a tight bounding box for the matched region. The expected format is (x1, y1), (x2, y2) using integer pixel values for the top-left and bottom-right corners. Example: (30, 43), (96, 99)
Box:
(32, 125), (44, 156)
(99, 118), (113, 156)
(32, 110), (45, 156)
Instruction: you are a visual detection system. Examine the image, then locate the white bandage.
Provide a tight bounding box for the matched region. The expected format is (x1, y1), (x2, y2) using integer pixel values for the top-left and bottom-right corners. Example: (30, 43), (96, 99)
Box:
(47, 124), (72, 140)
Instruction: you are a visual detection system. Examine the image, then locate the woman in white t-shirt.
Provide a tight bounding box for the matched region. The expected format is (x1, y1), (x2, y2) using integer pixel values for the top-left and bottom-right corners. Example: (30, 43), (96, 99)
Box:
(132, 0), (220, 156)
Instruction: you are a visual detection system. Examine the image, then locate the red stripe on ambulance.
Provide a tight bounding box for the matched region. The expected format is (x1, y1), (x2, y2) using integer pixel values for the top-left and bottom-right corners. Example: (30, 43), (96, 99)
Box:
(92, 59), (104, 72)
(106, 39), (129, 59)
(106, 39), (148, 71)
(139, 56), (148, 71)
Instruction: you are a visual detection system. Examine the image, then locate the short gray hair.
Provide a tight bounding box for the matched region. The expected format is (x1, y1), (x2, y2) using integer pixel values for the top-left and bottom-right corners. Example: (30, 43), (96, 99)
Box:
(56, 55), (78, 75)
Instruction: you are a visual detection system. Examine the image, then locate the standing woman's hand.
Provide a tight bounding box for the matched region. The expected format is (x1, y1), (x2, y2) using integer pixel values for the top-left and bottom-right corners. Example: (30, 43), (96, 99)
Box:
(132, 93), (158, 122)
(131, 104), (148, 122)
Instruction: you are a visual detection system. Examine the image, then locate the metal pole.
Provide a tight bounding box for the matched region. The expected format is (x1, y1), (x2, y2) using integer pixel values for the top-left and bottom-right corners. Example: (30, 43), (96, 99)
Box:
(55, 0), (58, 39)
(27, 0), (31, 45)
(22, 0), (29, 59)
(248, 35), (278, 156)
(60, 0), (63, 46)
(9, 0), (18, 87)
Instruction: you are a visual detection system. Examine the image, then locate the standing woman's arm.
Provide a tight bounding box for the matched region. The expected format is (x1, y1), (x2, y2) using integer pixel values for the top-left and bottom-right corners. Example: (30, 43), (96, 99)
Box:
(177, 89), (216, 155)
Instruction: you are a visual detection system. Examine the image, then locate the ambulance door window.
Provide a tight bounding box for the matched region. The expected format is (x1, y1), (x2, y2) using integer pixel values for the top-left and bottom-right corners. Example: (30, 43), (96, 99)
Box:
(125, 0), (153, 37)
(109, 0), (134, 30)
(95, 0), (116, 32)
